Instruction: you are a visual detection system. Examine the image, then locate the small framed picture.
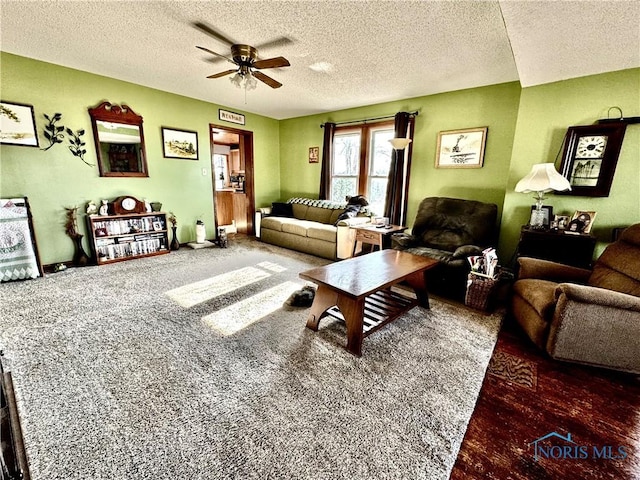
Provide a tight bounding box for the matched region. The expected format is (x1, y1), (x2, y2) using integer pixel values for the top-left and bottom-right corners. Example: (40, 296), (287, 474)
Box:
(153, 221), (163, 231)
(553, 214), (570, 231)
(568, 211), (597, 234)
(308, 146), (319, 163)
(435, 126), (488, 168)
(161, 127), (198, 160)
(529, 205), (553, 229)
(0, 101), (39, 147)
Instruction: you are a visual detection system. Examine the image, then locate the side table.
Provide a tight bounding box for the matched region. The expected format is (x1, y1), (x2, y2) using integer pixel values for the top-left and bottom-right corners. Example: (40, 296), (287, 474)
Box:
(352, 224), (406, 256)
(516, 226), (596, 269)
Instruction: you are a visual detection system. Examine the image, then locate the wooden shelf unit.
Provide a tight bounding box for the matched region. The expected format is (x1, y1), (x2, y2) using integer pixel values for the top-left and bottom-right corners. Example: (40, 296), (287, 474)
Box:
(87, 212), (170, 264)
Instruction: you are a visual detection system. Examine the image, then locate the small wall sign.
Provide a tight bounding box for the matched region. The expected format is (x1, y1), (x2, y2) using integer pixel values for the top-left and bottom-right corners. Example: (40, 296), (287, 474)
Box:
(219, 109), (245, 125)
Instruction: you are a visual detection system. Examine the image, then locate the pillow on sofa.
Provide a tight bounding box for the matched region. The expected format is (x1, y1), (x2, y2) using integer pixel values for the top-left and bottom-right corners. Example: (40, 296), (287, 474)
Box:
(271, 202), (293, 217)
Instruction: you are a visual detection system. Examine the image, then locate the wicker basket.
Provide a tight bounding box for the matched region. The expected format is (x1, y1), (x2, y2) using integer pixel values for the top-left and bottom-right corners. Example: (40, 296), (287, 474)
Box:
(465, 273), (498, 311)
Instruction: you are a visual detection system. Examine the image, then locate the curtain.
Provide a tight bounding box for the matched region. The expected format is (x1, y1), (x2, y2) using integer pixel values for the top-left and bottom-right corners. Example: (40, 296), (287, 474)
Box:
(384, 112), (414, 225)
(319, 122), (336, 200)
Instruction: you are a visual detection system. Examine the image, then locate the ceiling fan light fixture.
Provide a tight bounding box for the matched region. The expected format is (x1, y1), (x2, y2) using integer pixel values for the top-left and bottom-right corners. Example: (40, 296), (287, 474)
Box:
(230, 73), (243, 88)
(246, 74), (258, 91)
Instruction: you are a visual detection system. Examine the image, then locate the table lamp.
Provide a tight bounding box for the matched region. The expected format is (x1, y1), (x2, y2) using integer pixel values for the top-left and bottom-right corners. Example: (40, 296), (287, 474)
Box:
(515, 163), (571, 228)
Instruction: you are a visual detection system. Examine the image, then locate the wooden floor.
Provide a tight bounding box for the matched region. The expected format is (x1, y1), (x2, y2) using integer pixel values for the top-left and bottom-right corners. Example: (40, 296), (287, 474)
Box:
(450, 315), (640, 480)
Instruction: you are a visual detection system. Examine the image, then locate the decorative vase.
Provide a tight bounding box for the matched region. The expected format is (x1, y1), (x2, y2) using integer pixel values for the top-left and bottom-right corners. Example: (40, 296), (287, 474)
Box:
(72, 234), (90, 266)
(170, 226), (180, 250)
(196, 221), (206, 244)
(151, 202), (162, 212)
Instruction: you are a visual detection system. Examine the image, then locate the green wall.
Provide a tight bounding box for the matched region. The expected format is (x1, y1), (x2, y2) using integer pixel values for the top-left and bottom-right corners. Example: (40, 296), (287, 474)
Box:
(2, 51), (637, 267)
(0, 53), (280, 264)
(279, 82), (522, 235)
(501, 68), (640, 261)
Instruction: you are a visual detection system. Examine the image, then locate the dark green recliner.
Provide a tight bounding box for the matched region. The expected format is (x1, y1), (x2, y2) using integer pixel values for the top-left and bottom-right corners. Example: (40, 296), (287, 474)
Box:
(392, 197), (498, 300)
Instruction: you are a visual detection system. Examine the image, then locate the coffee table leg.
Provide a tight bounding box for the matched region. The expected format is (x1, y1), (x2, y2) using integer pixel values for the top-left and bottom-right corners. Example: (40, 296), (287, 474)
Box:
(405, 271), (430, 309)
(336, 296), (365, 356)
(306, 285), (338, 331)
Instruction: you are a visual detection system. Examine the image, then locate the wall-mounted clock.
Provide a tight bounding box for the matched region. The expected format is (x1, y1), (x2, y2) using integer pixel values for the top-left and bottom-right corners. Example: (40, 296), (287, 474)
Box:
(558, 123), (627, 197)
(112, 195), (146, 215)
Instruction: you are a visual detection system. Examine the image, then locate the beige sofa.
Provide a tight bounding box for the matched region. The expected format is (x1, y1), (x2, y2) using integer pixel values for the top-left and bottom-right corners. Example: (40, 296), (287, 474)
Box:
(256, 198), (370, 260)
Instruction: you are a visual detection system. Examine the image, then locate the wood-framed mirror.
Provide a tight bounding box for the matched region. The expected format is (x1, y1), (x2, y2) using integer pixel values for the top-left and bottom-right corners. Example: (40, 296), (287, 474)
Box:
(88, 101), (148, 177)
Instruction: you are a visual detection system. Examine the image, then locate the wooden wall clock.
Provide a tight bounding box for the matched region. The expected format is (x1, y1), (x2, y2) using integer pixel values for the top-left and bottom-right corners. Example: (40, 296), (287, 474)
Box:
(558, 123), (627, 197)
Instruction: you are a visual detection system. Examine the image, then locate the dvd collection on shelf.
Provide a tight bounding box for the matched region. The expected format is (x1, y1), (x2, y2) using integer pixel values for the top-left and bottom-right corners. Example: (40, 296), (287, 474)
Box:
(87, 213), (170, 264)
(95, 232), (167, 261)
(91, 215), (165, 237)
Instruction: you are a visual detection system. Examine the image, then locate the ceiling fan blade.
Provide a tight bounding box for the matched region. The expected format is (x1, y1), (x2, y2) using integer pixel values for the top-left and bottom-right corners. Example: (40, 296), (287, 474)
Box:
(253, 71), (283, 89)
(192, 21), (235, 46)
(196, 46), (235, 65)
(207, 69), (237, 79)
(255, 37), (293, 52)
(253, 56), (291, 70)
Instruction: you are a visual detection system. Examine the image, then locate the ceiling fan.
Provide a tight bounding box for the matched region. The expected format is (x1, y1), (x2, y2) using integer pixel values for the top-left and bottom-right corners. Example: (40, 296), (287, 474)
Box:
(194, 22), (291, 89)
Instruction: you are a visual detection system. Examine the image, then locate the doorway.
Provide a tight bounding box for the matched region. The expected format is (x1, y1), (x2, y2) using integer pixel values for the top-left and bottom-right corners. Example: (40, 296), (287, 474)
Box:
(210, 124), (255, 235)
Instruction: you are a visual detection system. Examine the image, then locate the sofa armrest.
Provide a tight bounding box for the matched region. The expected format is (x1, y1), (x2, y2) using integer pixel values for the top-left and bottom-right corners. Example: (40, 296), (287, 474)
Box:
(452, 244), (483, 259)
(547, 283), (640, 373)
(391, 233), (418, 249)
(336, 216), (370, 227)
(254, 207), (272, 238)
(517, 257), (591, 283)
(335, 218), (371, 259)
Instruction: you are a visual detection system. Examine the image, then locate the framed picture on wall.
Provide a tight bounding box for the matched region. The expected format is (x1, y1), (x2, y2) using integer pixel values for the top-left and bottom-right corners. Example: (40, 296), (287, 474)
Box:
(558, 123), (627, 197)
(161, 127), (198, 160)
(309, 146), (319, 163)
(435, 126), (487, 168)
(0, 101), (39, 147)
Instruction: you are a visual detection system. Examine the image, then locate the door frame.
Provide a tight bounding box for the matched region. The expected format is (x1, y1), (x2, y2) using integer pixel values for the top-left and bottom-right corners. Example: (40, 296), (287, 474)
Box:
(209, 124), (255, 235)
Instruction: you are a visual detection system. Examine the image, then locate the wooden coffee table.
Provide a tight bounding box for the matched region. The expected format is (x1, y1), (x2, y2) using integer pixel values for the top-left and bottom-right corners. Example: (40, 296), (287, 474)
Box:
(299, 249), (439, 356)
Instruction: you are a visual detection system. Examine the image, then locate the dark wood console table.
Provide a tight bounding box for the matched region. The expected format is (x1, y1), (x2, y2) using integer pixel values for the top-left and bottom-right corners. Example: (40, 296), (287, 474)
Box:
(516, 226), (596, 269)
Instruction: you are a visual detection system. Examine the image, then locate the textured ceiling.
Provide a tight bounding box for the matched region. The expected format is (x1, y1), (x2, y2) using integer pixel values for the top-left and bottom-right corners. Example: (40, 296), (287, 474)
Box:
(1, 1), (638, 120)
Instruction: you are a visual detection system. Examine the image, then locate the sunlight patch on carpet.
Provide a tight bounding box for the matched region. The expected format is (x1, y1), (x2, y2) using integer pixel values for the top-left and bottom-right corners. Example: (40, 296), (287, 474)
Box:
(256, 261), (288, 273)
(165, 266), (271, 308)
(202, 281), (301, 335)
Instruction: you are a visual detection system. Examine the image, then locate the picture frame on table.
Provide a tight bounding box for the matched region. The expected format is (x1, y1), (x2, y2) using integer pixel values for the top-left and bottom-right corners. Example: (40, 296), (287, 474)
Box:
(161, 127), (198, 160)
(529, 205), (553, 229)
(435, 126), (487, 168)
(0, 101), (39, 147)
(566, 210), (597, 235)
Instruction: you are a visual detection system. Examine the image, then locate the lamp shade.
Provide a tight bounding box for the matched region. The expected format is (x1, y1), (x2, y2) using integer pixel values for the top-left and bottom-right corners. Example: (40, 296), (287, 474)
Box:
(515, 163), (571, 193)
(389, 138), (412, 150)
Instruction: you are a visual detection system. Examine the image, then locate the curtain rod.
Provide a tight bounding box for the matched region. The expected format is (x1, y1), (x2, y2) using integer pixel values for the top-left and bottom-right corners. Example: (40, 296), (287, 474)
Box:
(320, 111), (419, 128)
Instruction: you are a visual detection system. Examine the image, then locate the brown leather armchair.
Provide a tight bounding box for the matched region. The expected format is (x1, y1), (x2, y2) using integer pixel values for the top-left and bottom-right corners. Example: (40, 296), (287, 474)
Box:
(392, 197), (498, 300)
(512, 223), (640, 374)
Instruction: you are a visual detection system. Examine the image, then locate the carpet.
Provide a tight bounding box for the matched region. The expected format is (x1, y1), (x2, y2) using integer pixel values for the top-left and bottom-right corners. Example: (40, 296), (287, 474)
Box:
(0, 237), (503, 480)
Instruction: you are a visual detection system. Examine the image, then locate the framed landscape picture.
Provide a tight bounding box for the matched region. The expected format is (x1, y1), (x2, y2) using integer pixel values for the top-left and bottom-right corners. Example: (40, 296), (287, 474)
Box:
(0, 101), (39, 147)
(161, 127), (198, 160)
(435, 126), (488, 168)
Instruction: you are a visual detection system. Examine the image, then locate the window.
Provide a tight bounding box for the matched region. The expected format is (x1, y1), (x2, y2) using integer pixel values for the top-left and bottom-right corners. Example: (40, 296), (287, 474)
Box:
(330, 122), (394, 215)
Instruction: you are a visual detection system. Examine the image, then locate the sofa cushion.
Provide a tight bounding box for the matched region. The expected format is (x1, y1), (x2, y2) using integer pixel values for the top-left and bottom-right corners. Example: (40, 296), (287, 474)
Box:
(260, 216), (288, 232)
(291, 203), (309, 220)
(513, 279), (558, 320)
(307, 223), (337, 242)
(329, 209), (344, 225)
(305, 205), (333, 224)
(282, 220), (315, 237)
(588, 225), (640, 297)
